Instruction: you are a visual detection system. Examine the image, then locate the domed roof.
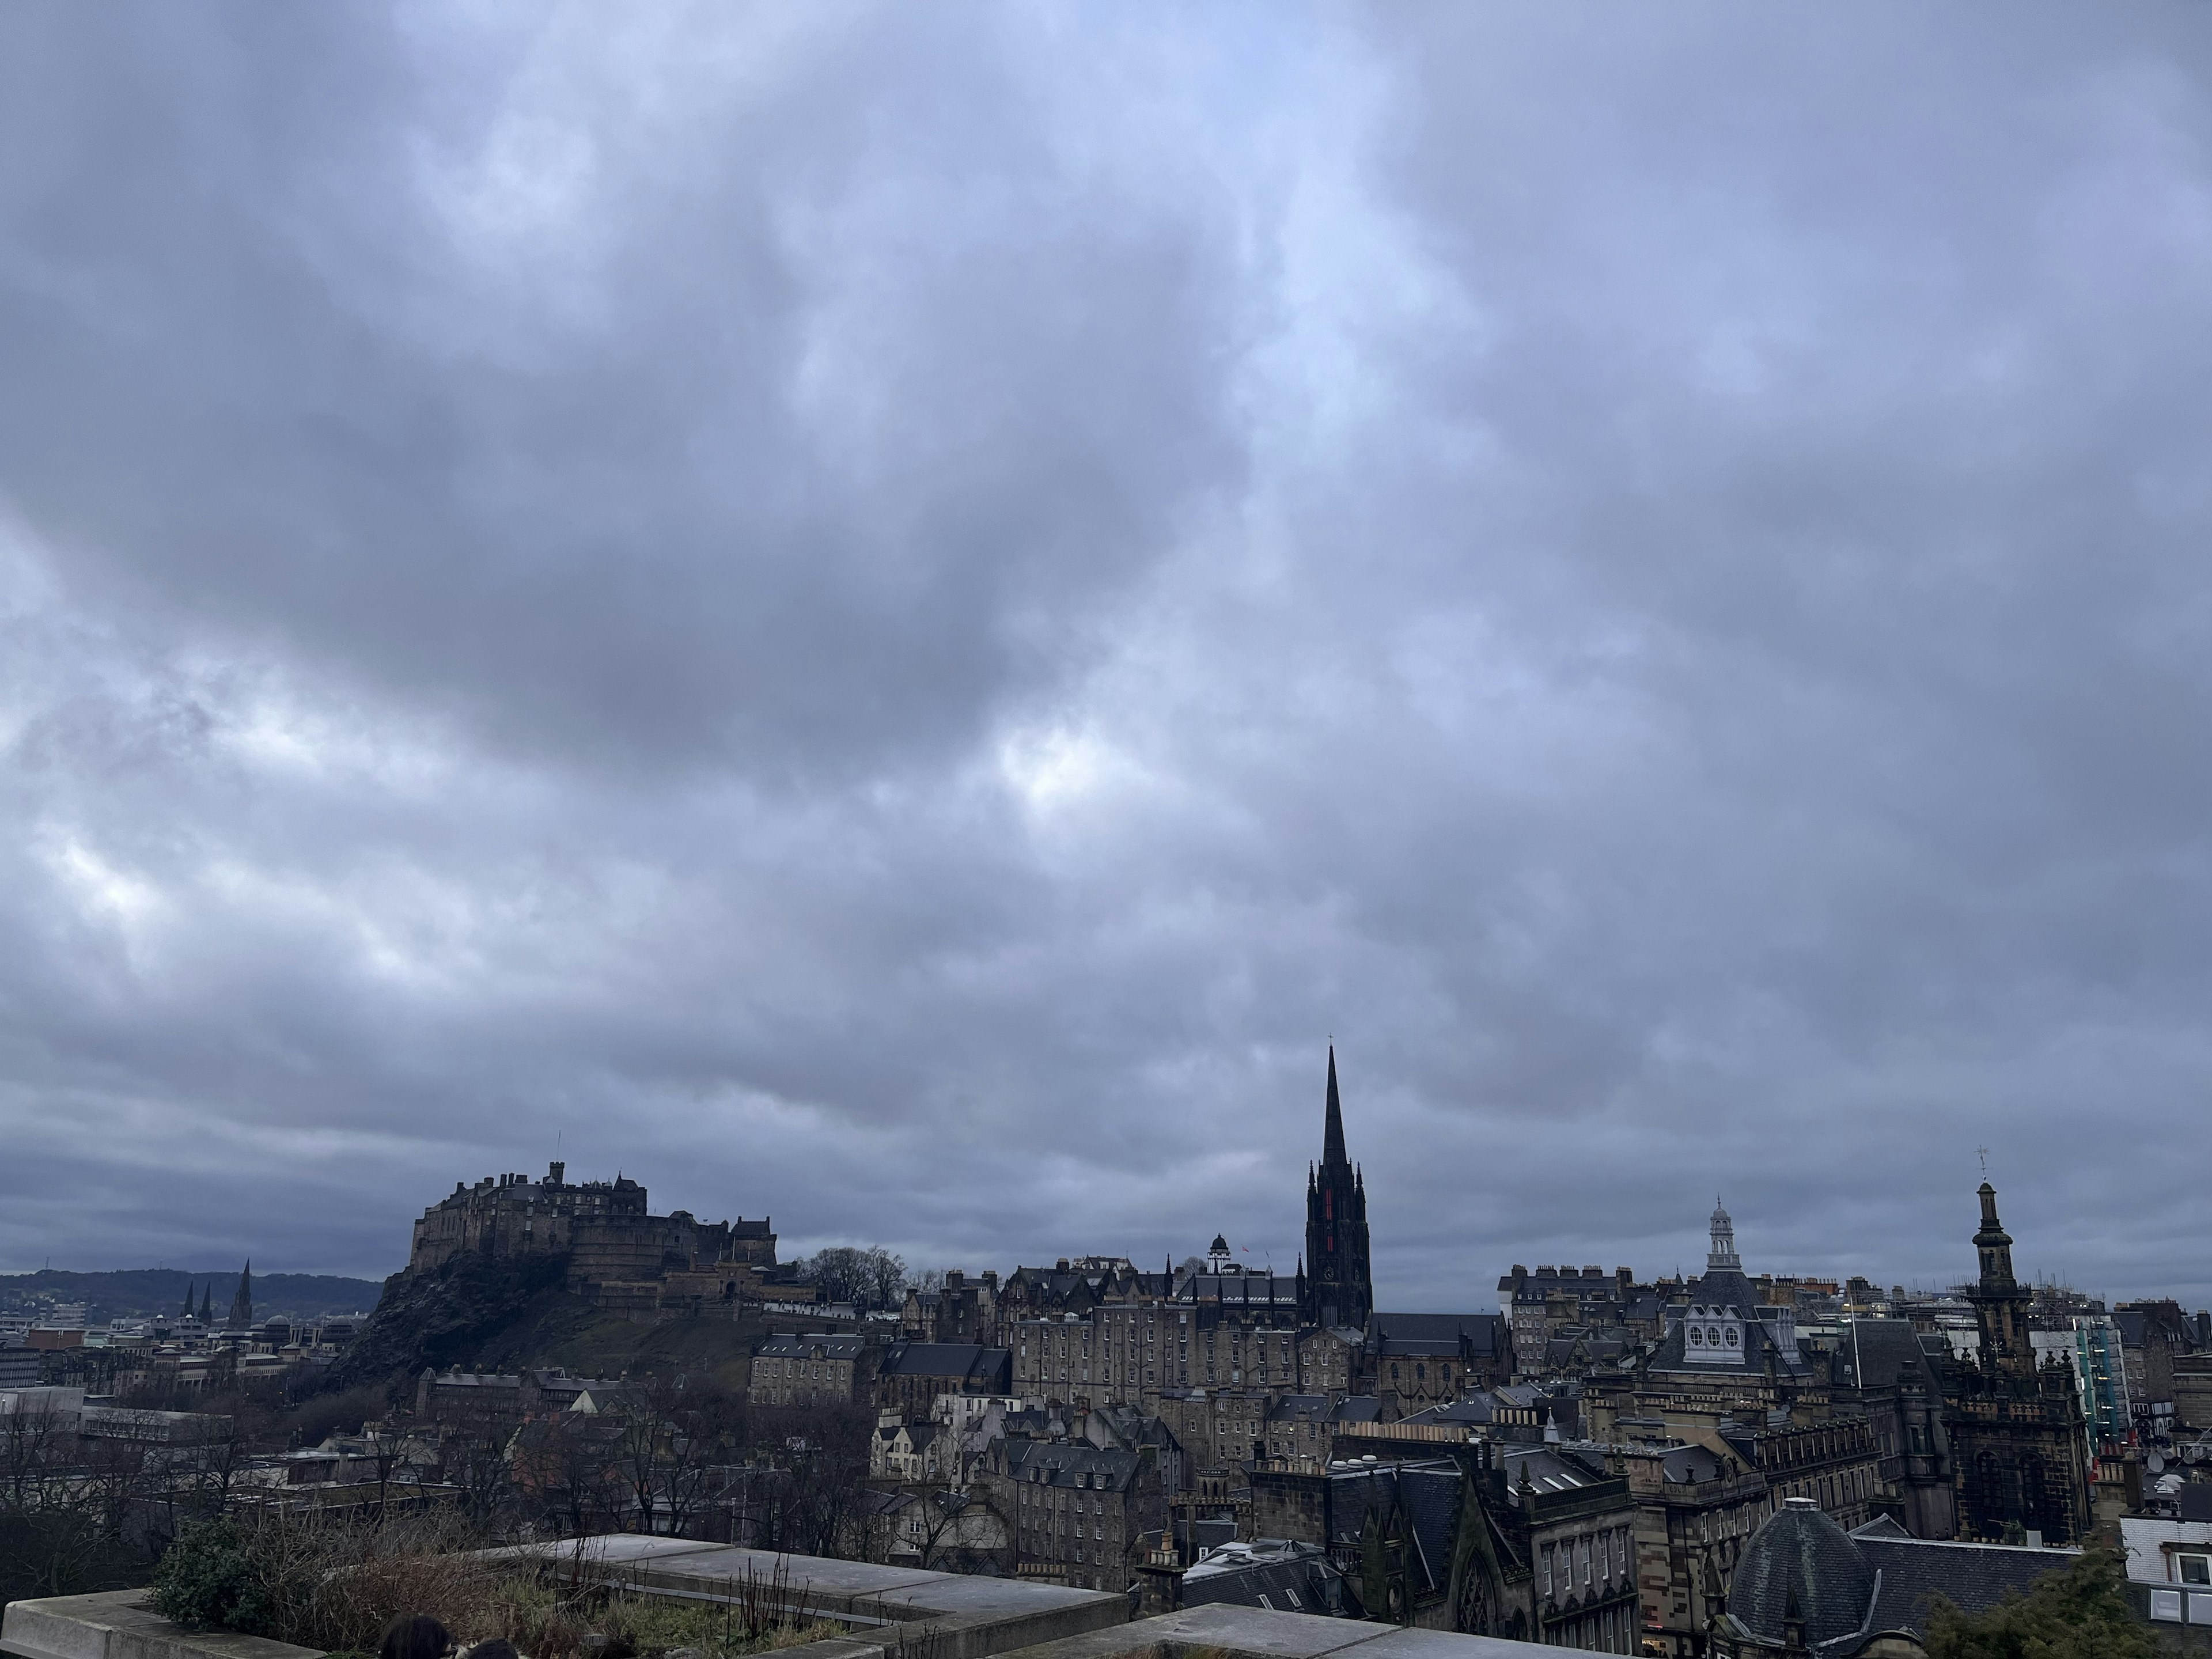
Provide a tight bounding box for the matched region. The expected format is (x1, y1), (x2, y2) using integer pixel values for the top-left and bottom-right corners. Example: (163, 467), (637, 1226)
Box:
(1727, 1499), (1874, 1649)
(1210, 1233), (1230, 1254)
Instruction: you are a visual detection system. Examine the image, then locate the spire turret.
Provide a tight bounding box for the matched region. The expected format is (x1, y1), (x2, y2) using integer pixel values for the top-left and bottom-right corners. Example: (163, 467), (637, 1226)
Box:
(1323, 1044), (1347, 1166)
(228, 1261), (254, 1332)
(1974, 1181), (2016, 1289)
(1708, 1200), (1743, 1272)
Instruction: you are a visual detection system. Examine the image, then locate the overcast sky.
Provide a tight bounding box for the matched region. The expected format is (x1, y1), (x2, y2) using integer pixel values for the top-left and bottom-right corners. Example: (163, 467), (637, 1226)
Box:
(5, 5), (2211, 1308)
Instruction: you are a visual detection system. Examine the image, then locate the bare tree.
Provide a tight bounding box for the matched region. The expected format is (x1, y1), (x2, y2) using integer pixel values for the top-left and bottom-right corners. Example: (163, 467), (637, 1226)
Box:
(794, 1247), (910, 1313)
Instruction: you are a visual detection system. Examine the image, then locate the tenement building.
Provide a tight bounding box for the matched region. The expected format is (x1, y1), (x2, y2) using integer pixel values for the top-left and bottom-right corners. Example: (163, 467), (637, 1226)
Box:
(979, 1434), (1166, 1593)
(406, 1162), (778, 1319)
(1942, 1181), (2093, 1546)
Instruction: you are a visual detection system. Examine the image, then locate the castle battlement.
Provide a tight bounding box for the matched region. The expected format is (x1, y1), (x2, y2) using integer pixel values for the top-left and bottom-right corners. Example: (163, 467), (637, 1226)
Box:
(407, 1161), (779, 1321)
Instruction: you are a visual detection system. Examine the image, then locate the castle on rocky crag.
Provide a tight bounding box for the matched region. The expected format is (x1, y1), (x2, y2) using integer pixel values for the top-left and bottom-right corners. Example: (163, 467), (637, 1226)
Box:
(407, 1161), (780, 1321)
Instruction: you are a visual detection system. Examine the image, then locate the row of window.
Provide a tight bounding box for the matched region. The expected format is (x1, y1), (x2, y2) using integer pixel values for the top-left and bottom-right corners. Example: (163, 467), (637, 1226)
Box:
(1540, 1525), (1632, 1604)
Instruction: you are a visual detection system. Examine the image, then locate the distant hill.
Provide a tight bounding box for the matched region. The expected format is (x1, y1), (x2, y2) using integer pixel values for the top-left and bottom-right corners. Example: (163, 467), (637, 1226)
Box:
(0, 1268), (386, 1322)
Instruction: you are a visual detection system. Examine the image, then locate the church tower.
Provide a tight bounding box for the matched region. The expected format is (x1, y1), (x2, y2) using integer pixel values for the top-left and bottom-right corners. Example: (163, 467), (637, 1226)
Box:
(1965, 1182), (2032, 1377)
(1943, 1180), (2092, 1545)
(1300, 1046), (1373, 1331)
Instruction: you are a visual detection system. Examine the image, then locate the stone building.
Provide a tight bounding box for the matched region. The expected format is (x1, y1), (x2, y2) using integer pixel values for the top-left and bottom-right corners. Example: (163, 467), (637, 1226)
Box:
(752, 1332), (878, 1410)
(1369, 1312), (1508, 1416)
(1497, 1266), (1664, 1381)
(1826, 1319), (1957, 1539)
(875, 1341), (1014, 1417)
(901, 1270), (1001, 1345)
(414, 1365), (626, 1426)
(1942, 1181), (2093, 1546)
(1584, 1205), (1831, 1445)
(1623, 1438), (1773, 1659)
(1012, 1242), (1312, 1410)
(1299, 1047), (1373, 1334)
(2115, 1299), (2201, 1444)
(406, 1162), (778, 1318)
(979, 1434), (1165, 1593)
(1244, 1443), (1642, 1649)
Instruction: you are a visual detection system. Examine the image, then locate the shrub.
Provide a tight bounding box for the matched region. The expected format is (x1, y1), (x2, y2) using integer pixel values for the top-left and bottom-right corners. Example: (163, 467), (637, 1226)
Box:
(149, 1519), (274, 1634)
(1924, 1546), (2158, 1659)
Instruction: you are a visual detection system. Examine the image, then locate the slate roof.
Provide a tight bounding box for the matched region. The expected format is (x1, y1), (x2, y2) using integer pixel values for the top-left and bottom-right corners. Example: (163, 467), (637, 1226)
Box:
(1001, 1438), (1141, 1491)
(1725, 1501), (2075, 1655)
(1399, 1395), (1496, 1427)
(1830, 1320), (1938, 1391)
(1368, 1312), (1506, 1357)
(1660, 1443), (1734, 1484)
(755, 1333), (869, 1359)
(1183, 1539), (1358, 1618)
(1176, 1272), (1299, 1306)
(1729, 1499), (1877, 1650)
(1267, 1393), (1334, 1423)
(1319, 1461), (1461, 1597)
(1497, 1446), (1613, 1504)
(879, 1342), (1012, 1386)
(1649, 1300), (1812, 1378)
(1853, 1528), (2073, 1635)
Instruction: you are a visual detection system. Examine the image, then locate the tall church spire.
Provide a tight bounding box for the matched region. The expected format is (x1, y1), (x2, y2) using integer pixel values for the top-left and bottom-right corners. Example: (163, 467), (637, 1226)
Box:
(228, 1262), (254, 1332)
(1323, 1044), (1347, 1166)
(1301, 1044), (1372, 1332)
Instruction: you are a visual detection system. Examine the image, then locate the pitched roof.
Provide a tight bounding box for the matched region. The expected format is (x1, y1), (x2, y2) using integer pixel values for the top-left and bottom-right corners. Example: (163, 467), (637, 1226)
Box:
(1852, 1528), (2073, 1635)
(754, 1333), (868, 1359)
(1368, 1312), (1506, 1354)
(1001, 1438), (1142, 1490)
(880, 1342), (1010, 1381)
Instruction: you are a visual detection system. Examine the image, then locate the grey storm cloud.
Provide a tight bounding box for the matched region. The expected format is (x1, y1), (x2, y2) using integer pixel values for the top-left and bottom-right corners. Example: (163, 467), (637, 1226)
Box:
(3, 3), (2211, 1308)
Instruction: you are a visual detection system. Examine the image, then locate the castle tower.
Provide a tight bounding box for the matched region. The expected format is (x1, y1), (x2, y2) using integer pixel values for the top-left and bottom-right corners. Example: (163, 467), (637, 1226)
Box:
(228, 1261), (254, 1332)
(1300, 1046), (1373, 1331)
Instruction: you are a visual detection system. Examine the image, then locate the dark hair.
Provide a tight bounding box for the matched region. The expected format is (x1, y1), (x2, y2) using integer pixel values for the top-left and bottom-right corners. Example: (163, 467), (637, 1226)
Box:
(380, 1615), (452, 1659)
(469, 1643), (520, 1659)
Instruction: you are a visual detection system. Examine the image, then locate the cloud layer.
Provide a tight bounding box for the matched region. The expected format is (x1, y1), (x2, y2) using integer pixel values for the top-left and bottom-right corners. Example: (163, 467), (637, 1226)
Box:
(4, 3), (2211, 1307)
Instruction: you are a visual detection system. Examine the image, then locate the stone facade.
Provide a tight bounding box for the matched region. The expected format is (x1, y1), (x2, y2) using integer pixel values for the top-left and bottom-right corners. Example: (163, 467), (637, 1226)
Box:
(980, 1434), (1165, 1593)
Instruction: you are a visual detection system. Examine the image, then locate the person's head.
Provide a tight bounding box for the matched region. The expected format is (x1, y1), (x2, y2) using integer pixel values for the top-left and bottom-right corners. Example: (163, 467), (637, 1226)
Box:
(379, 1615), (451, 1659)
(468, 1641), (519, 1659)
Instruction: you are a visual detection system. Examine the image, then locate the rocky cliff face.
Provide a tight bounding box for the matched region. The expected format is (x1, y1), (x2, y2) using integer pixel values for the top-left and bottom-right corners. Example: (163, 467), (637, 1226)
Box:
(330, 1250), (575, 1390)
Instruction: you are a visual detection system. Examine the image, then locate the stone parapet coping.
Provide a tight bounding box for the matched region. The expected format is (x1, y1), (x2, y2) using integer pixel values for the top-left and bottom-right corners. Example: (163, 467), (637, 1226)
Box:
(4, 1544), (1557, 1659)
(0, 1592), (320, 1659)
(990, 1603), (1550, 1659)
(494, 1538), (1128, 1659)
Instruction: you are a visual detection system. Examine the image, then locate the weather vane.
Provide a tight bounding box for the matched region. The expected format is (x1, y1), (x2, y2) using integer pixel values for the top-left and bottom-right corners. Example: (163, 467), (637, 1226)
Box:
(1976, 1145), (1989, 1177)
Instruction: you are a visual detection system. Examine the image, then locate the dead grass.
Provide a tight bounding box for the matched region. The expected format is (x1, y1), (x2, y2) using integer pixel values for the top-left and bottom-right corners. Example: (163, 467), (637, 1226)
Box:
(164, 1513), (844, 1659)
